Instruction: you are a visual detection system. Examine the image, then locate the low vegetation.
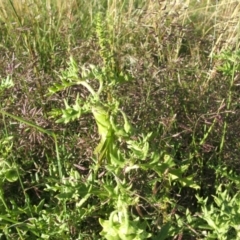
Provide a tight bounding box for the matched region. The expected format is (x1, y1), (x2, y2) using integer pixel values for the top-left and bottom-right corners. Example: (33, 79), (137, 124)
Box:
(0, 0), (240, 239)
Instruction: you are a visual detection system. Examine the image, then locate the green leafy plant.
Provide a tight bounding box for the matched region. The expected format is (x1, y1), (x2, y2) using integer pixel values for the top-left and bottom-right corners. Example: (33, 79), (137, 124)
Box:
(1, 0), (240, 238)
(99, 208), (151, 240)
(46, 12), (203, 239)
(196, 185), (240, 239)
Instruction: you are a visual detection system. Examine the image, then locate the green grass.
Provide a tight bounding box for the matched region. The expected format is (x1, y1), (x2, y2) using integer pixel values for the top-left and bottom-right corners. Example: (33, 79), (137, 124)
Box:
(0, 0), (240, 239)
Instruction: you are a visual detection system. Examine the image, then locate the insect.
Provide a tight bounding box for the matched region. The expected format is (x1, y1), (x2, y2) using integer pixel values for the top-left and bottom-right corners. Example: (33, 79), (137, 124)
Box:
(91, 105), (114, 164)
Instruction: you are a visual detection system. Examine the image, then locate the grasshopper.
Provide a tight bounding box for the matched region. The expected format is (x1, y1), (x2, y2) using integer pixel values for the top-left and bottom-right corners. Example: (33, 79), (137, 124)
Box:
(91, 105), (114, 163)
(91, 104), (133, 164)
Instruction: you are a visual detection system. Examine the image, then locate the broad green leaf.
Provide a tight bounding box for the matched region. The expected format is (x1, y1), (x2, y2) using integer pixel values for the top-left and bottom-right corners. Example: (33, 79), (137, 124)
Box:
(109, 148), (125, 168)
(120, 110), (132, 134)
(152, 222), (171, 240)
(5, 168), (18, 182)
